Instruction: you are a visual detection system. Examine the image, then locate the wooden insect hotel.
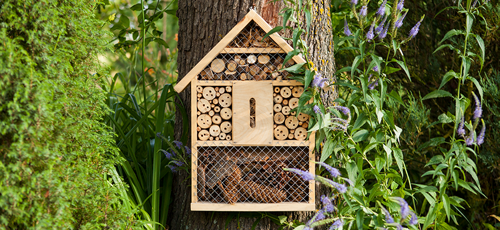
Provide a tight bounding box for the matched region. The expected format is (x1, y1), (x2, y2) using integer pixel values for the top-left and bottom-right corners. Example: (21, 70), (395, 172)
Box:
(174, 10), (315, 211)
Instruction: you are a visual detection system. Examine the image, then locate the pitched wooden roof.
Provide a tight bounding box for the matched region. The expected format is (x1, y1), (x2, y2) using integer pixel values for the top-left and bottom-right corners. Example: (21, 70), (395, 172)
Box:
(174, 10), (306, 93)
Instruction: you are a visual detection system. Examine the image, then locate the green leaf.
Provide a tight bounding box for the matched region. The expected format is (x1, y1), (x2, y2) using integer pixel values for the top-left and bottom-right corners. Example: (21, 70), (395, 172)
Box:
(388, 90), (404, 104)
(422, 90), (453, 100)
(356, 210), (364, 230)
(130, 3), (143, 11)
(283, 63), (305, 74)
(321, 139), (335, 163)
(283, 49), (300, 67)
(462, 56), (472, 79)
(352, 130), (369, 142)
(443, 194), (451, 219)
(466, 13), (473, 35)
(394, 59), (410, 80)
(263, 26), (283, 40)
(475, 35), (485, 70)
(439, 29), (464, 44)
(384, 66), (400, 75)
(283, 8), (293, 28)
(393, 148), (404, 176)
(352, 113), (367, 130)
(439, 71), (458, 89)
(292, 29), (302, 48)
(351, 55), (362, 77)
(304, 70), (314, 89)
(467, 76), (483, 102)
(305, 8), (312, 33)
(434, 44), (455, 54)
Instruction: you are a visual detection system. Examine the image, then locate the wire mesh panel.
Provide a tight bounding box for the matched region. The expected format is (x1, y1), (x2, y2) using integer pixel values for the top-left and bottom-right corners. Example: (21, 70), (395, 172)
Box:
(197, 21), (296, 81)
(196, 145), (310, 204)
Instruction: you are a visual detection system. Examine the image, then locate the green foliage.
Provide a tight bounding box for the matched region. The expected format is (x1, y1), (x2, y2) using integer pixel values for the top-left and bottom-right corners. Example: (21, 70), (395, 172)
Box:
(98, 1), (183, 229)
(0, 0), (139, 228)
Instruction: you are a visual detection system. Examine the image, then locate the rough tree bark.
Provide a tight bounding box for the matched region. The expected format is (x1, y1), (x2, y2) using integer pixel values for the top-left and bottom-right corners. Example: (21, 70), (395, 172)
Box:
(171, 1), (335, 229)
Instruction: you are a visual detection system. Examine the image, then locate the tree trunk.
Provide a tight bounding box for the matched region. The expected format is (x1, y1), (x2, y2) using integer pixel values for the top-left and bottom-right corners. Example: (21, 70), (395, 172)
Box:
(171, 1), (335, 229)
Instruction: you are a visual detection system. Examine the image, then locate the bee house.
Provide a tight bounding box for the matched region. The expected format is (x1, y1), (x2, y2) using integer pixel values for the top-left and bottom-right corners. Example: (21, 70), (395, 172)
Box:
(174, 10), (315, 211)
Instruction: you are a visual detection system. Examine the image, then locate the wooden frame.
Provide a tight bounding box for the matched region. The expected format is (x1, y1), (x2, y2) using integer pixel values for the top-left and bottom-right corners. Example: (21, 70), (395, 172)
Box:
(174, 10), (306, 93)
(180, 10), (317, 212)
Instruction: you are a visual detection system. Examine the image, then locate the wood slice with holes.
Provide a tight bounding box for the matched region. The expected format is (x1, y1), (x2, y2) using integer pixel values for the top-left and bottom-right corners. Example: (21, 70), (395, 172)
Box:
(212, 115), (222, 125)
(248, 65), (260, 76)
(225, 86), (232, 92)
(291, 111), (296, 115)
(282, 106), (291, 115)
(227, 61), (237, 71)
(290, 129), (295, 133)
(209, 137), (213, 141)
(280, 87), (292, 98)
(247, 55), (257, 64)
(273, 104), (282, 113)
(297, 112), (309, 122)
(274, 125), (289, 140)
(198, 130), (210, 141)
(209, 125), (221, 137)
(220, 108), (232, 120)
(213, 98), (219, 105)
(302, 122), (309, 128)
(197, 99), (210, 113)
(294, 127), (307, 141)
(219, 93), (232, 108)
(274, 113), (285, 124)
(208, 110), (214, 117)
(258, 55), (270, 64)
(282, 99), (288, 106)
(289, 98), (299, 109)
(196, 86), (203, 93)
(197, 114), (212, 129)
(226, 135), (232, 141)
(219, 132), (226, 140)
(214, 106), (221, 112)
(202, 87), (216, 100)
(220, 121), (232, 133)
(288, 134), (294, 139)
(274, 95), (283, 104)
(219, 87), (225, 94)
(285, 116), (299, 130)
(274, 87), (280, 93)
(211, 59), (225, 73)
(292, 87), (304, 97)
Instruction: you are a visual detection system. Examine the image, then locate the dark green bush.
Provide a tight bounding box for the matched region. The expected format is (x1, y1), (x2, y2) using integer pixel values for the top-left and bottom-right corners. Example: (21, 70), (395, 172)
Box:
(0, 0), (138, 228)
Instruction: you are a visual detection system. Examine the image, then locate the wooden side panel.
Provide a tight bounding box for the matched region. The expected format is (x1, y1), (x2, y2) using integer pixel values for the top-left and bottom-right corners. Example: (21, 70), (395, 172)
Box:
(191, 81), (198, 203)
(232, 81), (273, 145)
(308, 131), (316, 205)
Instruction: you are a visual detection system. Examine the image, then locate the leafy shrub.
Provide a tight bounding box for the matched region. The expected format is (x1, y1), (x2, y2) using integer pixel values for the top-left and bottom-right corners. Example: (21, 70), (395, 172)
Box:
(0, 0), (138, 228)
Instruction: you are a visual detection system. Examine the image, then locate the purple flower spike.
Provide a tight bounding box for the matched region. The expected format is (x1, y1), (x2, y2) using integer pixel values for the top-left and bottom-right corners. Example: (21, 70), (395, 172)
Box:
(409, 212), (418, 225)
(366, 23), (375, 41)
(303, 226), (312, 230)
(381, 206), (395, 224)
(473, 93), (482, 121)
(286, 168), (315, 181)
(312, 73), (329, 88)
(458, 116), (466, 137)
(173, 140), (183, 149)
(465, 131), (475, 146)
(351, 0), (358, 5)
(329, 219), (344, 230)
(334, 106), (351, 115)
(472, 0), (478, 8)
(317, 162), (341, 178)
(325, 178), (347, 193)
(396, 224), (403, 230)
(477, 121), (486, 145)
(394, 197), (410, 219)
(395, 11), (407, 28)
(316, 209), (326, 221)
(375, 16), (388, 34)
(321, 195), (335, 212)
(368, 79), (379, 90)
(379, 24), (389, 39)
(168, 165), (177, 172)
(344, 19), (352, 36)
(409, 19), (423, 39)
(373, 65), (380, 72)
(184, 146), (191, 155)
(172, 160), (184, 166)
(360, 5), (368, 17)
(161, 149), (172, 159)
(313, 105), (321, 114)
(377, 0), (387, 17)
(397, 0), (405, 11)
